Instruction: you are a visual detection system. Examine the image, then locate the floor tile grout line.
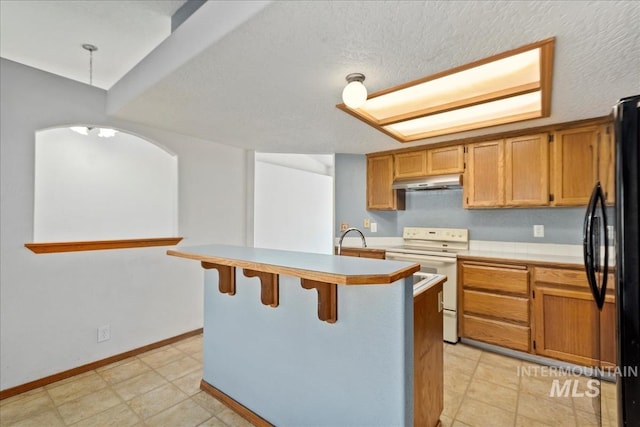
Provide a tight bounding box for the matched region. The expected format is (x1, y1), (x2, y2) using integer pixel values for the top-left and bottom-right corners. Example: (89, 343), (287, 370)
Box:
(514, 359), (522, 427)
(449, 347), (481, 424)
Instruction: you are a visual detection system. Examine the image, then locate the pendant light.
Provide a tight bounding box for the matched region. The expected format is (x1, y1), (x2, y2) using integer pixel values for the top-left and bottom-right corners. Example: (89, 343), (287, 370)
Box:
(70, 44), (118, 138)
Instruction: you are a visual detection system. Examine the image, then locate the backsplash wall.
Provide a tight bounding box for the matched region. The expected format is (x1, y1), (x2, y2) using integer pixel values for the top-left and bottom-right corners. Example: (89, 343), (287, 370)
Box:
(335, 154), (586, 244)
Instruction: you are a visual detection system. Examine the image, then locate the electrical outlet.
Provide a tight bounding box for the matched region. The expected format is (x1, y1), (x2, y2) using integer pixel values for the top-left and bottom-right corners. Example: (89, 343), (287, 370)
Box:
(363, 218), (370, 228)
(370, 222), (378, 233)
(340, 222), (349, 232)
(97, 325), (110, 343)
(607, 225), (615, 241)
(533, 224), (544, 238)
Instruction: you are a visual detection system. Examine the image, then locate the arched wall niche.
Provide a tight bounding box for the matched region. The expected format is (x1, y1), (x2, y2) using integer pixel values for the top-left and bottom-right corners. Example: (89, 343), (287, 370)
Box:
(28, 125), (181, 252)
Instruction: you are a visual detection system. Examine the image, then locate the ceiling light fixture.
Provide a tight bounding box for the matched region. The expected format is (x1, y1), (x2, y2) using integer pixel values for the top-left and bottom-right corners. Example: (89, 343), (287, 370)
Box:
(68, 44), (118, 138)
(337, 38), (555, 142)
(342, 73), (368, 109)
(69, 126), (118, 138)
(70, 126), (90, 135)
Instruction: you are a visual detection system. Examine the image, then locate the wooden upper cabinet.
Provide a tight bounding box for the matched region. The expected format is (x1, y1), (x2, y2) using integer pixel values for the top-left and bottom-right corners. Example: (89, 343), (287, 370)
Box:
(598, 124), (615, 205)
(465, 140), (504, 208)
(394, 150), (427, 179)
(551, 126), (599, 206)
(426, 146), (464, 175)
(505, 134), (549, 206)
(366, 155), (405, 211)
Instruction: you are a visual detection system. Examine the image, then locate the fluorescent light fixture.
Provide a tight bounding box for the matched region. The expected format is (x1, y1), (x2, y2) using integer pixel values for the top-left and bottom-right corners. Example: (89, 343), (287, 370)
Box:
(337, 38), (555, 142)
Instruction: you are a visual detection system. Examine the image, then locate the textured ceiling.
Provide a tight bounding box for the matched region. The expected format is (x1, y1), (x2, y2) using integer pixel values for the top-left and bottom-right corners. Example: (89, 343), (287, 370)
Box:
(110, 1), (640, 154)
(2, 1), (640, 154)
(0, 0), (186, 89)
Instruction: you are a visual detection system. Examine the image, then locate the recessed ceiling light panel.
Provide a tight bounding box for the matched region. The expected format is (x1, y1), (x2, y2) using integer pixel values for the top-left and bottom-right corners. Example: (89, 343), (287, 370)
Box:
(337, 38), (555, 143)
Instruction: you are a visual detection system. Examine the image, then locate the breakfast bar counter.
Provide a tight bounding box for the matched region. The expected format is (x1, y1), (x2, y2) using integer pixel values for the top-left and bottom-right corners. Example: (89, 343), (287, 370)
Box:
(168, 244), (443, 427)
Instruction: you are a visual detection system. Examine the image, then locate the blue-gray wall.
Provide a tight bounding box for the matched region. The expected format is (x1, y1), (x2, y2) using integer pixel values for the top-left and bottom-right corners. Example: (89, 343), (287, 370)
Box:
(335, 154), (586, 244)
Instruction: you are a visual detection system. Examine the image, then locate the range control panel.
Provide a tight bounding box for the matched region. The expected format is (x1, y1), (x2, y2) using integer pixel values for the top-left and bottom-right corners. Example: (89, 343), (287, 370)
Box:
(402, 227), (469, 242)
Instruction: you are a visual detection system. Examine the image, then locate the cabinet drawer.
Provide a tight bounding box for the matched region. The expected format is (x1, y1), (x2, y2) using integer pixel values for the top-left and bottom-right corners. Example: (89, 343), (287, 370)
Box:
(534, 267), (615, 290)
(461, 264), (529, 295)
(463, 314), (530, 352)
(463, 290), (529, 324)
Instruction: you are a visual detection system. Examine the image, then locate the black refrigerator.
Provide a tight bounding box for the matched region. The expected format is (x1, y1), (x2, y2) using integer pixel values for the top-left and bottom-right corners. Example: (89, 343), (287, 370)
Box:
(584, 94), (640, 425)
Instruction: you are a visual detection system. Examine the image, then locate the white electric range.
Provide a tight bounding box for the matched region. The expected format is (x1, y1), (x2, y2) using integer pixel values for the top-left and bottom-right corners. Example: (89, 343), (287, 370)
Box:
(384, 227), (469, 343)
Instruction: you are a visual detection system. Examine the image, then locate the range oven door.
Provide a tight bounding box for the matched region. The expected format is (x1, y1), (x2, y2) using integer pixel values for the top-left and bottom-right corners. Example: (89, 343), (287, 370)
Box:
(385, 251), (458, 343)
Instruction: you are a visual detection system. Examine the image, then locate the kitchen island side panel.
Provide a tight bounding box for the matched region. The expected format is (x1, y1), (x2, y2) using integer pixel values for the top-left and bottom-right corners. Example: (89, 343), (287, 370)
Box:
(203, 271), (413, 427)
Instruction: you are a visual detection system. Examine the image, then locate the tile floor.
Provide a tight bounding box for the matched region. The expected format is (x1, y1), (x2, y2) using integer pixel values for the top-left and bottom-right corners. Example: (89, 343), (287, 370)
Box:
(0, 335), (619, 427)
(442, 342), (618, 427)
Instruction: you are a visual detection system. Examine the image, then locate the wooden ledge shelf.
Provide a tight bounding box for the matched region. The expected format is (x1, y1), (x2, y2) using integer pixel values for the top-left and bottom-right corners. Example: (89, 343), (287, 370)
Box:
(25, 237), (183, 254)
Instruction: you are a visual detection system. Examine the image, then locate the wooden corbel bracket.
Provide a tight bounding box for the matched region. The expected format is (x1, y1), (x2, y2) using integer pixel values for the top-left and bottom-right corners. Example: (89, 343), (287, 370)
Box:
(243, 269), (279, 307)
(202, 262), (236, 295)
(301, 279), (337, 323)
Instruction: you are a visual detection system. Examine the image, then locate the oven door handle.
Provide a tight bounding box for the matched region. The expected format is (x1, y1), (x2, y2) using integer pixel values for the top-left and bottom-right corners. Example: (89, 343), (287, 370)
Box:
(385, 253), (455, 265)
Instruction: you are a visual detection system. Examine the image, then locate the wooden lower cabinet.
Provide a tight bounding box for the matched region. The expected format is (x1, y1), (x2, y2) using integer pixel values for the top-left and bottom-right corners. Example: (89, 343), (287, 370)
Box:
(414, 281), (443, 427)
(532, 266), (616, 367)
(335, 247), (385, 259)
(459, 259), (616, 367)
(459, 261), (531, 352)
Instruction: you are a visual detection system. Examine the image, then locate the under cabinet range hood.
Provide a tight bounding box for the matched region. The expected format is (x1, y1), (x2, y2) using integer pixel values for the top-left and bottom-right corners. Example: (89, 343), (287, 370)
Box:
(391, 174), (462, 191)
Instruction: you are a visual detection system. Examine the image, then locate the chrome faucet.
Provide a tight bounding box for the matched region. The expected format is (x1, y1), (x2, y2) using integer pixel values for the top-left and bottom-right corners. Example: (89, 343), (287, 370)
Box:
(337, 227), (367, 255)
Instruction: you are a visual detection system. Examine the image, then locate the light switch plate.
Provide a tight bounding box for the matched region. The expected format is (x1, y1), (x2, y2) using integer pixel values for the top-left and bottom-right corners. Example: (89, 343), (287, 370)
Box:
(370, 222), (377, 233)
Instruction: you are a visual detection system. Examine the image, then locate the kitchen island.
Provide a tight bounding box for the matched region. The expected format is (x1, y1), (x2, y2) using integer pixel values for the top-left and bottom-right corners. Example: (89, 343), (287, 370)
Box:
(168, 244), (445, 427)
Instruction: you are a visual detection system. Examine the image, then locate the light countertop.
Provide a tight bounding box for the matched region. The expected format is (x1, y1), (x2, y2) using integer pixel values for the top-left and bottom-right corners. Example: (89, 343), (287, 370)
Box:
(168, 244), (420, 285)
(458, 250), (586, 267)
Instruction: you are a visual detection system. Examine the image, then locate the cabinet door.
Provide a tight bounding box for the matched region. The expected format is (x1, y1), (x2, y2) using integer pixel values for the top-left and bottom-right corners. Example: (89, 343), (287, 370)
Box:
(367, 155), (405, 210)
(394, 151), (427, 179)
(426, 145), (464, 175)
(552, 126), (599, 206)
(465, 140), (504, 207)
(532, 285), (614, 366)
(598, 124), (615, 205)
(505, 134), (549, 206)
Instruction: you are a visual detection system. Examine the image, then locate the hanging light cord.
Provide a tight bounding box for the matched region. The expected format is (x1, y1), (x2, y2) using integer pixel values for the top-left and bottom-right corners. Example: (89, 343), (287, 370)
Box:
(82, 44), (98, 86)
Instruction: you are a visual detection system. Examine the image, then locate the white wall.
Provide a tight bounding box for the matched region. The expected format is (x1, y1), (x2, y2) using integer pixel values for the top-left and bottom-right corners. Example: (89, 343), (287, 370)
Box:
(34, 128), (178, 241)
(254, 154), (334, 254)
(0, 58), (248, 391)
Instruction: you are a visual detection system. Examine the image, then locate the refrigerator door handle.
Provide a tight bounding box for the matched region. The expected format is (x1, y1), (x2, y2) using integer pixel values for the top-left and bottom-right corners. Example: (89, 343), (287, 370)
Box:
(584, 182), (607, 310)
